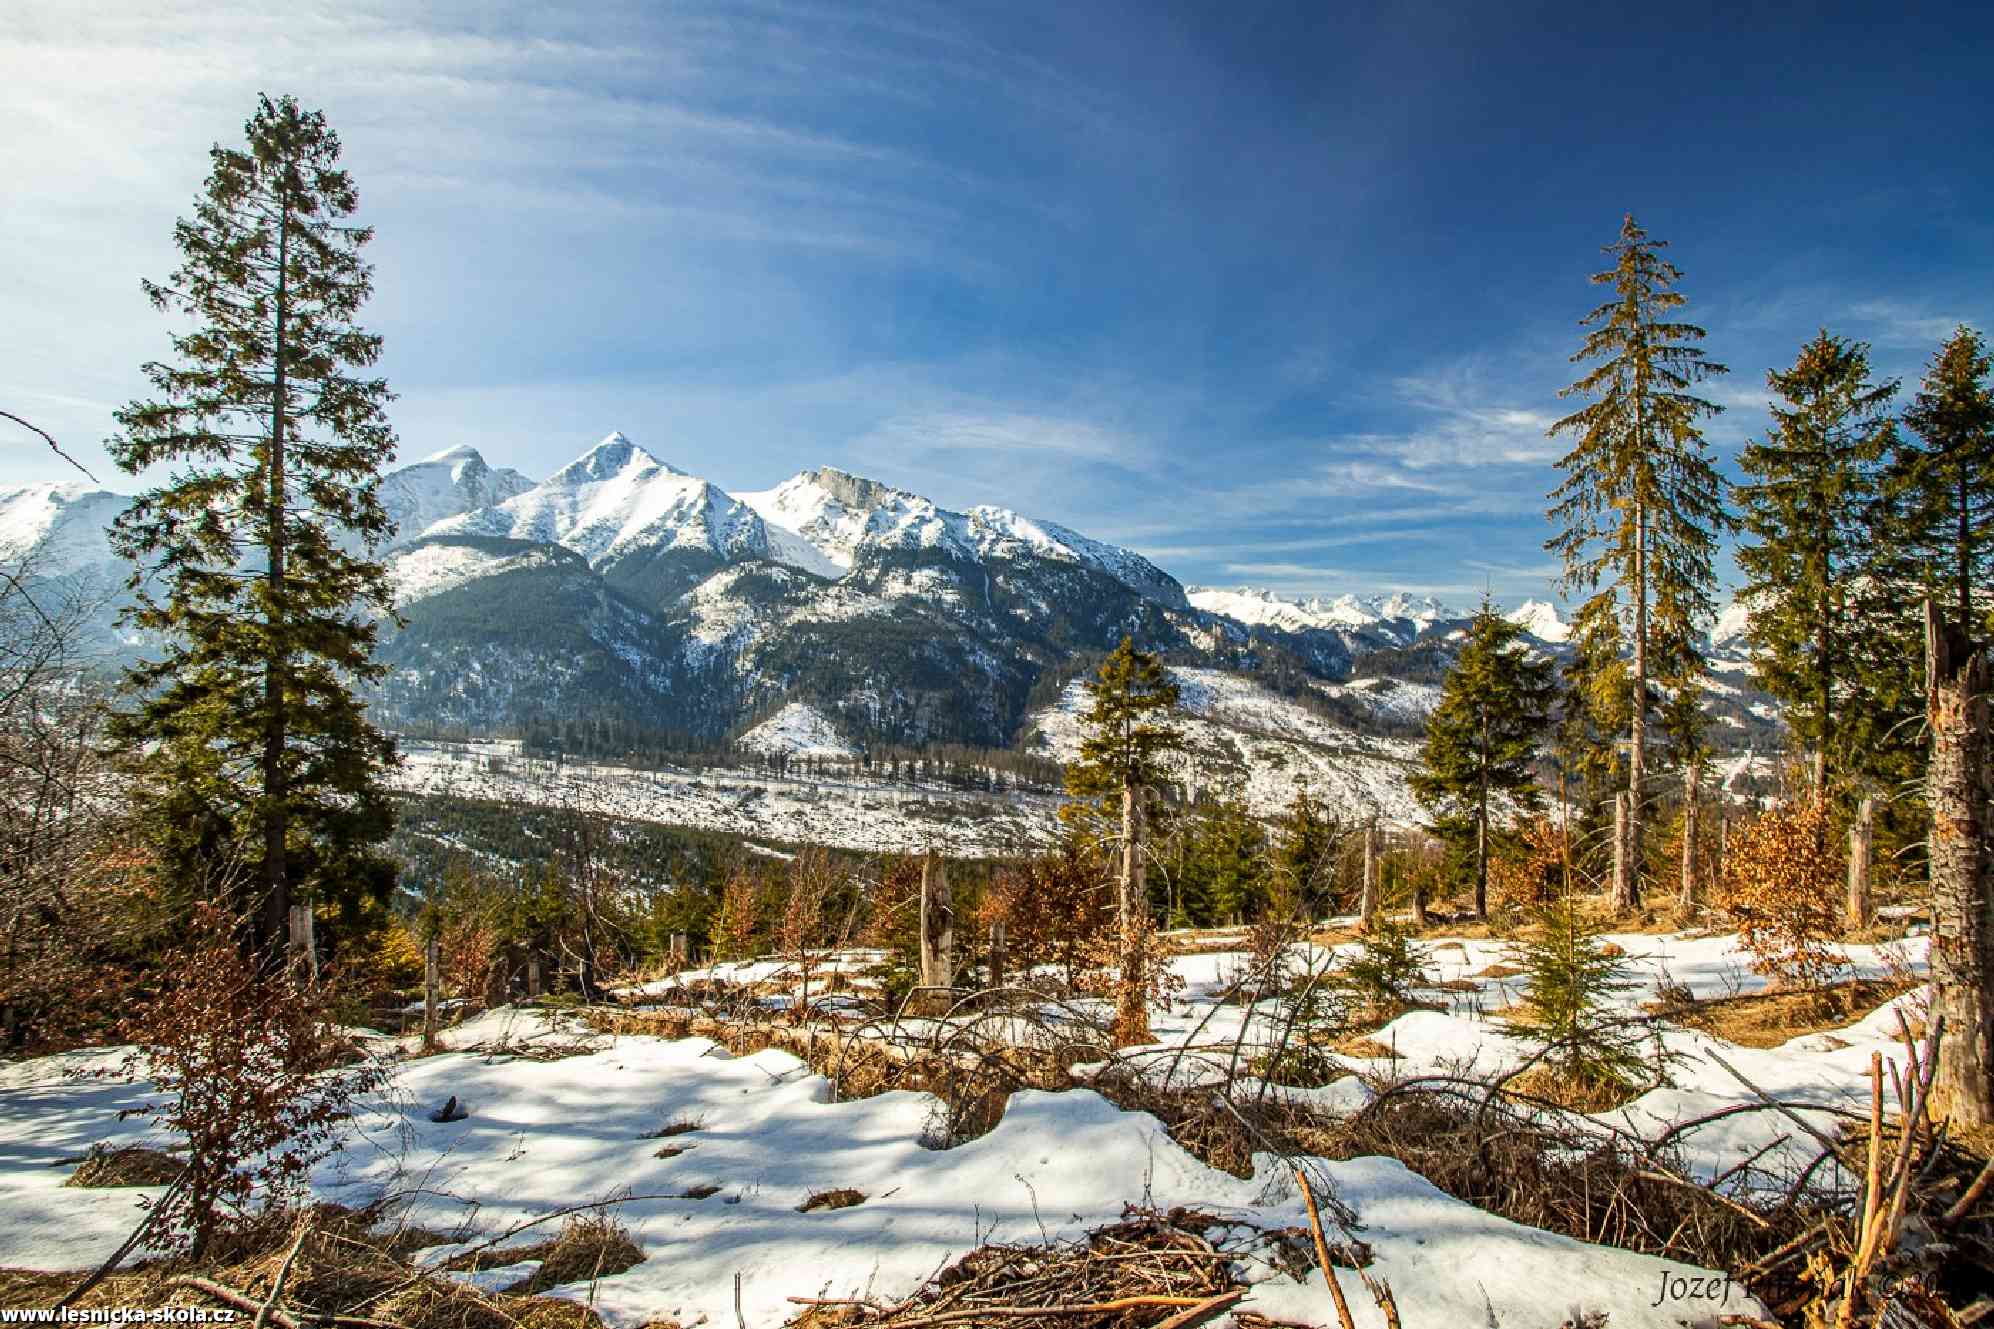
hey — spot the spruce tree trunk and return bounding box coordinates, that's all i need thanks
[1360,821,1380,932]
[261,198,292,964]
[1611,791,1631,910]
[1625,499,1647,911]
[1925,601,1993,1126]
[1475,714,1490,919]
[1846,796,1874,932]
[1115,779,1151,1045]
[1678,762,1699,916]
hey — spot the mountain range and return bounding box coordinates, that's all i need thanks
[0,432,1774,770]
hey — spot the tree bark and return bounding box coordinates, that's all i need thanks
[1475,712,1491,920]
[1626,495,1647,910]
[1611,791,1632,911]
[988,918,1006,992]
[1846,796,1875,932]
[1925,600,1993,1126]
[1678,762,1699,916]
[422,934,440,1049]
[918,853,953,991]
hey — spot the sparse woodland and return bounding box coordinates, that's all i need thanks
[3,97,1993,1329]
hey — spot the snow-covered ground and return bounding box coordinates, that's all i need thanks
[389,739,1063,854]
[2,923,1937,1326]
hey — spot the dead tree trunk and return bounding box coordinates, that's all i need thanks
[919,853,953,991]
[1925,601,1993,1126]
[526,951,543,1000]
[988,918,1006,991]
[1409,835,1428,929]
[423,934,441,1049]
[1611,791,1634,912]
[1360,820,1380,932]
[1847,796,1875,933]
[287,904,317,981]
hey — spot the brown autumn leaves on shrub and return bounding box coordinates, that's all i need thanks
[1718,797,1847,990]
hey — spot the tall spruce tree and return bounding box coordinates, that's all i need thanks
[1060,636,1182,1043]
[108,95,400,961]
[1894,327,1994,639]
[1409,599,1557,918]
[1735,332,1898,794]
[1546,215,1729,910]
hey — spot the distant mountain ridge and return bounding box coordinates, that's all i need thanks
[0,432,1779,774]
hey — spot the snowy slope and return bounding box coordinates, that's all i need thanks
[0,483,127,574]
[430,433,769,568]
[740,467,1185,605]
[387,539,576,605]
[1029,666,1426,824]
[738,702,858,759]
[379,445,534,549]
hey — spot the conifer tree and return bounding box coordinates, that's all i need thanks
[107,95,400,961]
[1409,599,1557,918]
[1061,636,1182,1043]
[1273,777,1338,919]
[1546,215,1729,910]
[1894,326,1994,639]
[1735,332,1898,793]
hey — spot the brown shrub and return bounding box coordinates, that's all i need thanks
[1718,798,1847,989]
[122,902,389,1259]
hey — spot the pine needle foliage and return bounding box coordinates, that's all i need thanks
[1893,325,1994,639]
[1339,916,1431,1015]
[1546,215,1729,908]
[106,95,400,957]
[1409,598,1557,918]
[1735,331,1898,792]
[1504,898,1649,1095]
[1058,636,1183,826]
[1060,637,1183,1045]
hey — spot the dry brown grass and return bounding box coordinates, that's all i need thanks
[63,1145,182,1188]
[797,1188,866,1212]
[0,1204,617,1329]
[482,1217,645,1296]
[1474,963,1524,979]
[1649,976,1919,1049]
[1503,1062,1642,1114]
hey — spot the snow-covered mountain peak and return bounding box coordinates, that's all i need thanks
[545,431,684,488]
[426,433,764,573]
[1506,598,1570,643]
[1187,585,1461,636]
[380,445,536,548]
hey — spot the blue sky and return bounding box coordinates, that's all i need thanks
[4,0,1990,605]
